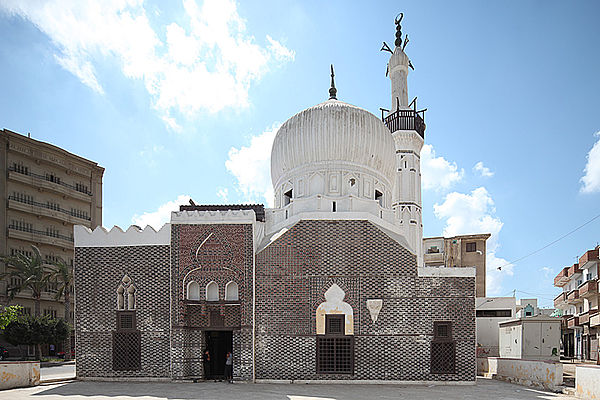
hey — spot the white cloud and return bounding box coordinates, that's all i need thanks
[225,123,279,207]
[580,131,600,193]
[138,144,165,167]
[434,187,512,295]
[421,144,463,191]
[0,0,294,129]
[473,161,494,178]
[132,194,191,229]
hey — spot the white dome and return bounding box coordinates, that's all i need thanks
[270,99,396,188]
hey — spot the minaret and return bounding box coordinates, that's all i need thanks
[386,14,425,267]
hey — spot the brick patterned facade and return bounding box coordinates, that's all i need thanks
[75,218,475,382]
[255,220,475,381]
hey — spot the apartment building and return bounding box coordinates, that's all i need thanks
[0,128,103,324]
[554,246,599,361]
[423,233,491,297]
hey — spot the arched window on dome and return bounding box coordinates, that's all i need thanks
[283,189,293,206]
[206,281,219,301]
[187,281,200,300]
[375,190,383,207]
[225,281,239,301]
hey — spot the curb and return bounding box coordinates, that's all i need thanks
[40,377,76,384]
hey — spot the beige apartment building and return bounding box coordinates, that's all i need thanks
[0,128,103,325]
[423,233,491,297]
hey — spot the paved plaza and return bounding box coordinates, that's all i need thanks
[0,378,578,400]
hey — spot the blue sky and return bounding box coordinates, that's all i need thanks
[1,0,599,302]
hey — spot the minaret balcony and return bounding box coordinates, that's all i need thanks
[383,109,425,138]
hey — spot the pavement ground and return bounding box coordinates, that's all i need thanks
[0,377,578,400]
[40,362,75,382]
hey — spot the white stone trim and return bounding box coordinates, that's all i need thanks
[171,210,256,224]
[74,224,171,247]
[418,266,476,278]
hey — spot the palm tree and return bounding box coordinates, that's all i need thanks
[49,258,74,360]
[0,245,51,317]
[0,245,52,359]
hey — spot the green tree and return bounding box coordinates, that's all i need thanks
[49,258,74,360]
[3,315,70,360]
[0,246,51,316]
[0,305,22,330]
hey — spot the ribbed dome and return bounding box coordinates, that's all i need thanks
[271,99,396,187]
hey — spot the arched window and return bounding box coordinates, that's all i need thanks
[187,281,200,300]
[206,281,219,301]
[225,281,239,301]
[117,275,135,310]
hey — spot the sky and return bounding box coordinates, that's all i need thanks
[1,0,599,304]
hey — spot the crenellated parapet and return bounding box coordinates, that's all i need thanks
[74,224,171,247]
[171,209,256,224]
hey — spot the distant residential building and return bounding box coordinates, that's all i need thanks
[553,246,599,361]
[0,128,104,353]
[424,233,491,297]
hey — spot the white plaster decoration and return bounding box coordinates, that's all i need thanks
[74,224,171,247]
[388,47,411,109]
[171,210,256,225]
[418,266,476,278]
[225,281,239,301]
[329,174,338,192]
[298,179,304,197]
[117,275,136,310]
[315,284,354,335]
[206,281,219,301]
[366,299,383,323]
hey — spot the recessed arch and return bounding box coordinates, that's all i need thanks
[225,281,239,301]
[206,281,219,301]
[187,281,200,300]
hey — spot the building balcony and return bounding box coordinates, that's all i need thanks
[554,267,570,287]
[8,225,73,249]
[591,312,600,327]
[568,263,581,277]
[579,279,598,298]
[579,249,599,269]
[383,108,426,138]
[8,167,92,202]
[578,309,598,326]
[560,315,571,329]
[567,316,579,328]
[8,196,91,226]
[424,251,444,266]
[566,289,582,304]
[554,292,567,308]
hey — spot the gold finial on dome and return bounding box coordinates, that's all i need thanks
[329,64,337,100]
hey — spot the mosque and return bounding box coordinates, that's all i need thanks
[74,16,476,383]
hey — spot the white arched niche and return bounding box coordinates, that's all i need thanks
[316,284,354,335]
[225,281,239,301]
[187,281,200,300]
[206,281,219,301]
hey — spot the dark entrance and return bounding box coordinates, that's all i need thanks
[205,330,233,379]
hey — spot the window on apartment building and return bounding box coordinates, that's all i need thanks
[45,173,61,184]
[317,315,354,374]
[466,242,477,252]
[10,219,33,232]
[43,309,57,318]
[70,208,89,220]
[46,201,60,211]
[10,277,22,288]
[12,162,29,175]
[46,226,60,238]
[431,321,456,374]
[21,307,31,316]
[11,191,34,204]
[11,248,33,258]
[75,182,89,194]
[476,309,512,318]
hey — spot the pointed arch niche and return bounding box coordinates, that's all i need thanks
[225,281,239,301]
[116,275,136,310]
[316,284,354,335]
[206,281,219,301]
[187,281,200,300]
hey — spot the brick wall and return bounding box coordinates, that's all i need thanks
[255,220,475,381]
[75,245,171,378]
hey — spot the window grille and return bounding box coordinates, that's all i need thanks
[117,311,136,331]
[112,331,141,371]
[317,315,353,374]
[466,242,477,252]
[431,321,456,374]
[326,314,344,335]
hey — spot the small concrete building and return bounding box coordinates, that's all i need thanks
[498,316,561,361]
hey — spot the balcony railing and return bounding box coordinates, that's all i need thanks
[567,289,581,303]
[567,316,579,328]
[8,195,91,221]
[8,166,92,196]
[579,249,599,267]
[568,263,581,277]
[554,292,567,308]
[554,267,570,287]
[579,279,598,298]
[383,109,426,138]
[8,224,73,242]
[591,313,600,327]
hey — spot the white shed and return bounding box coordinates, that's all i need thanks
[498,315,561,360]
